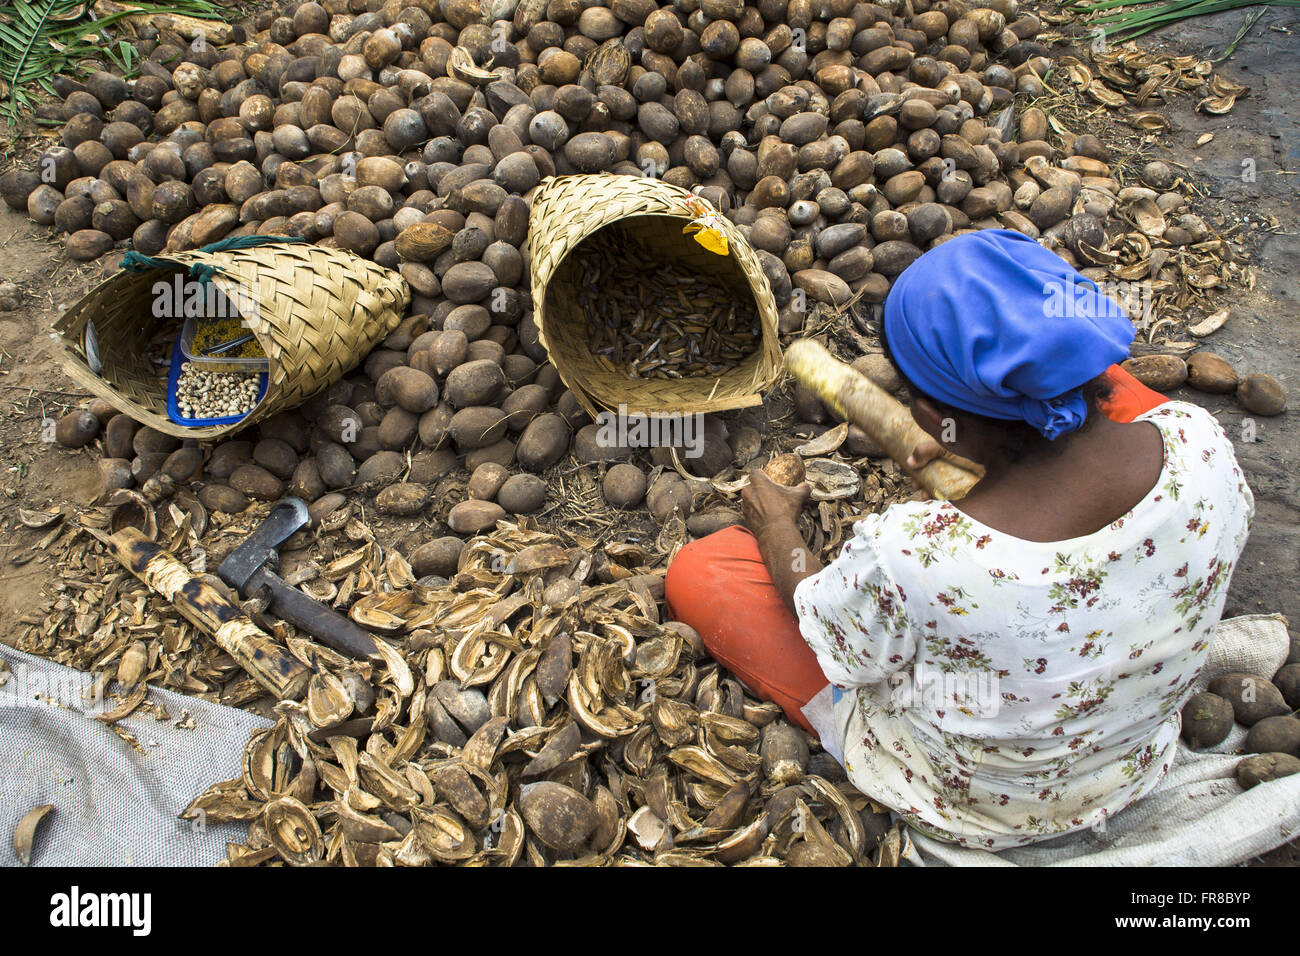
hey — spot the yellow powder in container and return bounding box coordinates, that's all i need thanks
[191,316,267,359]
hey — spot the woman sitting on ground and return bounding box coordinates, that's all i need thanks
[666,230,1254,848]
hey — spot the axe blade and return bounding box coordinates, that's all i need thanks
[217,497,310,592]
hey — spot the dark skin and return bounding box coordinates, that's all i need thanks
[741,471,815,616]
[743,397,1166,615]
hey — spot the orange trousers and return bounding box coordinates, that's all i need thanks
[664,365,1167,732]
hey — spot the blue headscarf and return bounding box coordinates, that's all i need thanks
[882,230,1135,440]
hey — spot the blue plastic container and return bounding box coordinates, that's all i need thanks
[165,335,268,427]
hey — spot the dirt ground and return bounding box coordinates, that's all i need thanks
[1128,8,1300,633]
[0,230,118,629]
[0,5,1295,862]
[1143,5,1300,865]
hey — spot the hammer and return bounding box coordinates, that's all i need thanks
[216,498,378,659]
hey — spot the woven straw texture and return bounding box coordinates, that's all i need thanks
[529,174,781,416]
[53,242,409,439]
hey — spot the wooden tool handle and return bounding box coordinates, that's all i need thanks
[106,528,311,700]
[784,340,982,501]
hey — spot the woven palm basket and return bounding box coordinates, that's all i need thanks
[53,240,409,439]
[529,174,781,416]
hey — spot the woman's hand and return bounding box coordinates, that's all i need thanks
[905,436,945,501]
[902,435,985,501]
[906,435,946,471]
[742,468,811,534]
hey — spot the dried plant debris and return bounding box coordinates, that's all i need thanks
[13,497,299,706]
[574,228,761,381]
[182,520,896,867]
[18,474,907,867]
[13,804,55,866]
[1041,37,1250,114]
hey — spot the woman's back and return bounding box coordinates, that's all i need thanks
[794,401,1255,848]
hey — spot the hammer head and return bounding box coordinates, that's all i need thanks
[217,498,310,594]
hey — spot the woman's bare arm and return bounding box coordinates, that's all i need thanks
[742,469,823,615]
[754,518,823,615]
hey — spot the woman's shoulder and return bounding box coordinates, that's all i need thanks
[1136,400,1232,443]
[861,499,991,556]
[1137,400,1252,492]
[857,500,942,537]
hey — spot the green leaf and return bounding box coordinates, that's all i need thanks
[0,0,76,121]
[0,0,227,123]
[1072,0,1300,39]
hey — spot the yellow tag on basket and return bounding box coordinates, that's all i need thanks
[683,195,729,256]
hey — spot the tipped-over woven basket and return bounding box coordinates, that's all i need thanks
[54,237,410,439]
[529,174,781,416]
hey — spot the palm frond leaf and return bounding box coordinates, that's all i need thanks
[0,0,224,127]
[0,0,67,118]
[1063,0,1300,41]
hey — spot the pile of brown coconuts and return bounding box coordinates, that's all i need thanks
[4,0,1232,552]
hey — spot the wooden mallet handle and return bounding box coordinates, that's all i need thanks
[784,339,981,501]
[105,528,311,700]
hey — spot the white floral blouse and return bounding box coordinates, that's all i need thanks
[793,402,1255,849]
